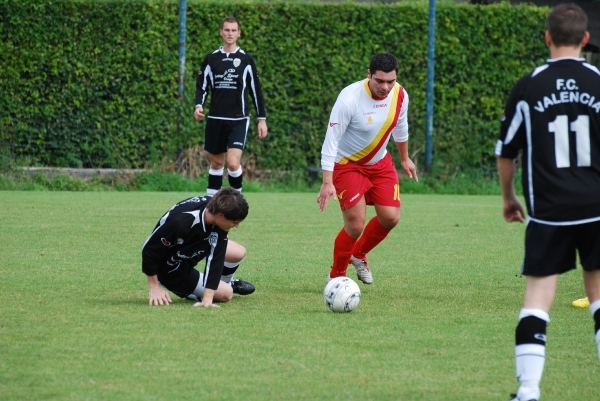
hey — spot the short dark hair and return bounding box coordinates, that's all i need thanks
[369,53,399,74]
[221,16,240,30]
[206,187,249,221]
[547,3,587,47]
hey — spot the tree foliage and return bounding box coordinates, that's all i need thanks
[0,0,549,172]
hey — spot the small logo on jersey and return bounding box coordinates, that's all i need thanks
[178,197,201,205]
[161,238,171,246]
[337,190,347,200]
[367,116,373,124]
[233,58,241,67]
[329,122,339,127]
[233,141,244,146]
[227,68,236,73]
[374,103,387,108]
[534,333,547,343]
[177,238,184,245]
[208,232,218,247]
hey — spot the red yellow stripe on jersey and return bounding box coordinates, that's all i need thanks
[339,82,404,165]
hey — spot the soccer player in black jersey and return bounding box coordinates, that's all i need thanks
[141,188,255,308]
[495,4,600,400]
[194,16,268,195]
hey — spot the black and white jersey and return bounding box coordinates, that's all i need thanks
[496,58,600,225]
[141,196,228,291]
[195,46,267,120]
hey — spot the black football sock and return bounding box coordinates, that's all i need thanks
[227,166,243,192]
[207,167,224,195]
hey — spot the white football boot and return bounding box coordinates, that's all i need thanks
[350,256,373,284]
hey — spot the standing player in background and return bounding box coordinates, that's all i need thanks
[142,187,255,308]
[495,4,600,400]
[317,52,418,285]
[194,16,268,195]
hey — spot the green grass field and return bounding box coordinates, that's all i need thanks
[0,192,597,400]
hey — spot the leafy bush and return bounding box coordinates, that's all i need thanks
[0,0,548,176]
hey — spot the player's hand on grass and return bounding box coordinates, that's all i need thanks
[149,286,172,306]
[401,158,418,182]
[193,301,220,308]
[503,198,526,223]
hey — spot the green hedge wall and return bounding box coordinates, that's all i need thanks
[0,0,549,172]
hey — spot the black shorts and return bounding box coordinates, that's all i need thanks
[522,219,600,276]
[204,118,249,154]
[158,267,201,299]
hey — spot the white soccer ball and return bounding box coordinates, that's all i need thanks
[324,277,361,313]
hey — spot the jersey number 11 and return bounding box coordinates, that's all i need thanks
[548,115,591,168]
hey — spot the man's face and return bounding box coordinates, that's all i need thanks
[367,70,397,99]
[214,213,242,232]
[220,22,240,46]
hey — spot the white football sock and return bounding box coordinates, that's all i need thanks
[591,300,600,361]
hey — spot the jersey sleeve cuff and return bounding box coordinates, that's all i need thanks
[321,160,335,171]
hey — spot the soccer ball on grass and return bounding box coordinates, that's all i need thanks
[324,277,361,313]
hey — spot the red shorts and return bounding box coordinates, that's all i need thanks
[333,152,400,211]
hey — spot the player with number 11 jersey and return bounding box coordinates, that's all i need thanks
[495,58,600,224]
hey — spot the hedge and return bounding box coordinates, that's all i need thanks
[0,0,549,173]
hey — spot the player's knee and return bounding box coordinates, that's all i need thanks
[345,224,364,239]
[226,242,246,263]
[238,246,247,260]
[377,215,399,229]
[388,215,401,228]
[230,247,246,263]
[227,162,241,172]
[210,161,225,170]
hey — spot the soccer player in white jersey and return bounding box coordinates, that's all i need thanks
[317,52,418,285]
[495,4,600,400]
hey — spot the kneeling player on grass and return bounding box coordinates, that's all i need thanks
[141,187,255,308]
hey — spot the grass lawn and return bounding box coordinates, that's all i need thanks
[0,192,597,400]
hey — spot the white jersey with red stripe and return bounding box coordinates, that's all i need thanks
[321,78,409,172]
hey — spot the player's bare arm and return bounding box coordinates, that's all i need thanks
[147,275,172,306]
[257,119,268,139]
[396,141,418,182]
[317,170,336,212]
[497,157,525,223]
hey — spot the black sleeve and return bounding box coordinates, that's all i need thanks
[247,56,267,119]
[201,235,228,291]
[195,55,211,108]
[496,75,530,159]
